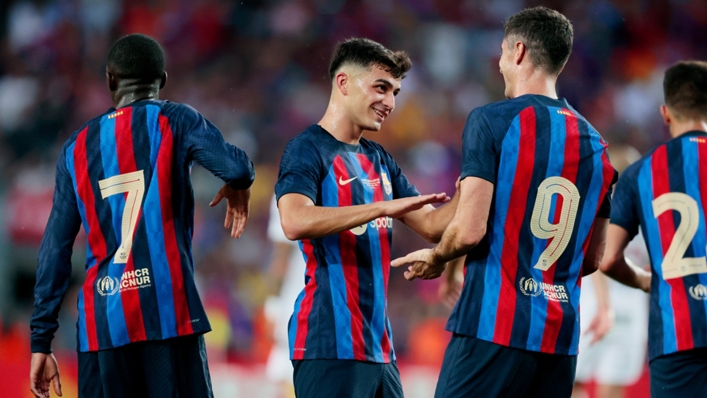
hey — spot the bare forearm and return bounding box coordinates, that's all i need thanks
[432,221,481,264]
[591,271,611,311]
[284,202,386,240]
[422,193,460,242]
[601,256,649,290]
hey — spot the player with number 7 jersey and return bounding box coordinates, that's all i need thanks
[30,34,254,398]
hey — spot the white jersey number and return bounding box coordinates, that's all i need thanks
[530,176,581,271]
[98,170,145,264]
[652,192,707,279]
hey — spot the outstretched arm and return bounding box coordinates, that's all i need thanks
[392,177,493,280]
[399,178,461,243]
[599,224,651,292]
[278,192,450,241]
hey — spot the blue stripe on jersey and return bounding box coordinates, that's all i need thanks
[142,106,178,339]
[66,142,90,352]
[681,141,707,318]
[321,168,354,359]
[98,115,130,347]
[526,107,567,350]
[637,159,677,354]
[477,114,522,341]
[567,128,605,352]
[348,152,385,362]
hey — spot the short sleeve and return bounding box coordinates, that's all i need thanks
[461,108,498,184]
[378,145,419,199]
[610,168,640,238]
[275,138,322,204]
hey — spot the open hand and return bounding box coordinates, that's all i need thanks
[386,193,450,219]
[210,184,251,238]
[584,307,614,345]
[391,248,446,280]
[438,278,463,309]
[30,353,62,398]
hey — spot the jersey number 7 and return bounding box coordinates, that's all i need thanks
[652,192,707,279]
[98,170,146,264]
[530,176,581,271]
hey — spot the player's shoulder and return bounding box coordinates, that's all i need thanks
[281,125,324,159]
[466,95,539,129]
[620,149,654,182]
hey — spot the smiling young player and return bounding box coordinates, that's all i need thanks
[275,38,459,398]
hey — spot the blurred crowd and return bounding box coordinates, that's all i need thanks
[1,0,706,391]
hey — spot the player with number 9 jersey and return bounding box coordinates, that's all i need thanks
[447,93,616,355]
[388,7,618,397]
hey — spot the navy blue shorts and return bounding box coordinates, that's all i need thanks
[292,359,403,398]
[650,347,707,398]
[78,334,213,398]
[435,334,576,398]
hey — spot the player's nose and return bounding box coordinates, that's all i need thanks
[382,92,395,111]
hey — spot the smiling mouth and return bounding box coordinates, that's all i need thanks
[373,109,386,120]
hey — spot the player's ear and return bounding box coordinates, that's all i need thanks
[106,71,117,92]
[514,41,525,66]
[160,71,168,89]
[335,72,349,96]
[660,105,671,126]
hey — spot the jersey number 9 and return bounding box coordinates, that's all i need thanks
[530,176,581,271]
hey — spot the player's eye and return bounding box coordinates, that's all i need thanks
[376,85,386,93]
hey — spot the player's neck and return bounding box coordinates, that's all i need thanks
[510,71,558,99]
[669,119,707,138]
[318,107,364,146]
[112,83,161,109]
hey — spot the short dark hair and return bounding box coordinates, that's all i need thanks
[664,61,707,120]
[328,38,412,80]
[107,34,165,81]
[504,7,573,75]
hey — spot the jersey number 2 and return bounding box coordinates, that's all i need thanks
[530,176,581,271]
[98,170,145,264]
[652,192,707,279]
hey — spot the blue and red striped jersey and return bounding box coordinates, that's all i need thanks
[31,99,255,353]
[447,95,616,355]
[611,131,707,360]
[275,125,419,363]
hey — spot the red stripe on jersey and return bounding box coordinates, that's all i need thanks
[493,107,537,345]
[356,154,392,362]
[333,156,366,361]
[652,146,694,351]
[292,240,319,360]
[74,127,103,351]
[114,107,147,342]
[540,111,580,353]
[157,115,193,335]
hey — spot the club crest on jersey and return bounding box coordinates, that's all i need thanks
[381,171,392,195]
[689,284,707,300]
[96,276,120,296]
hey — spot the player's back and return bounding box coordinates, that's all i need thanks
[448,94,615,355]
[612,131,707,360]
[55,99,253,352]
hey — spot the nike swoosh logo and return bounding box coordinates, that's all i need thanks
[339,176,358,185]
